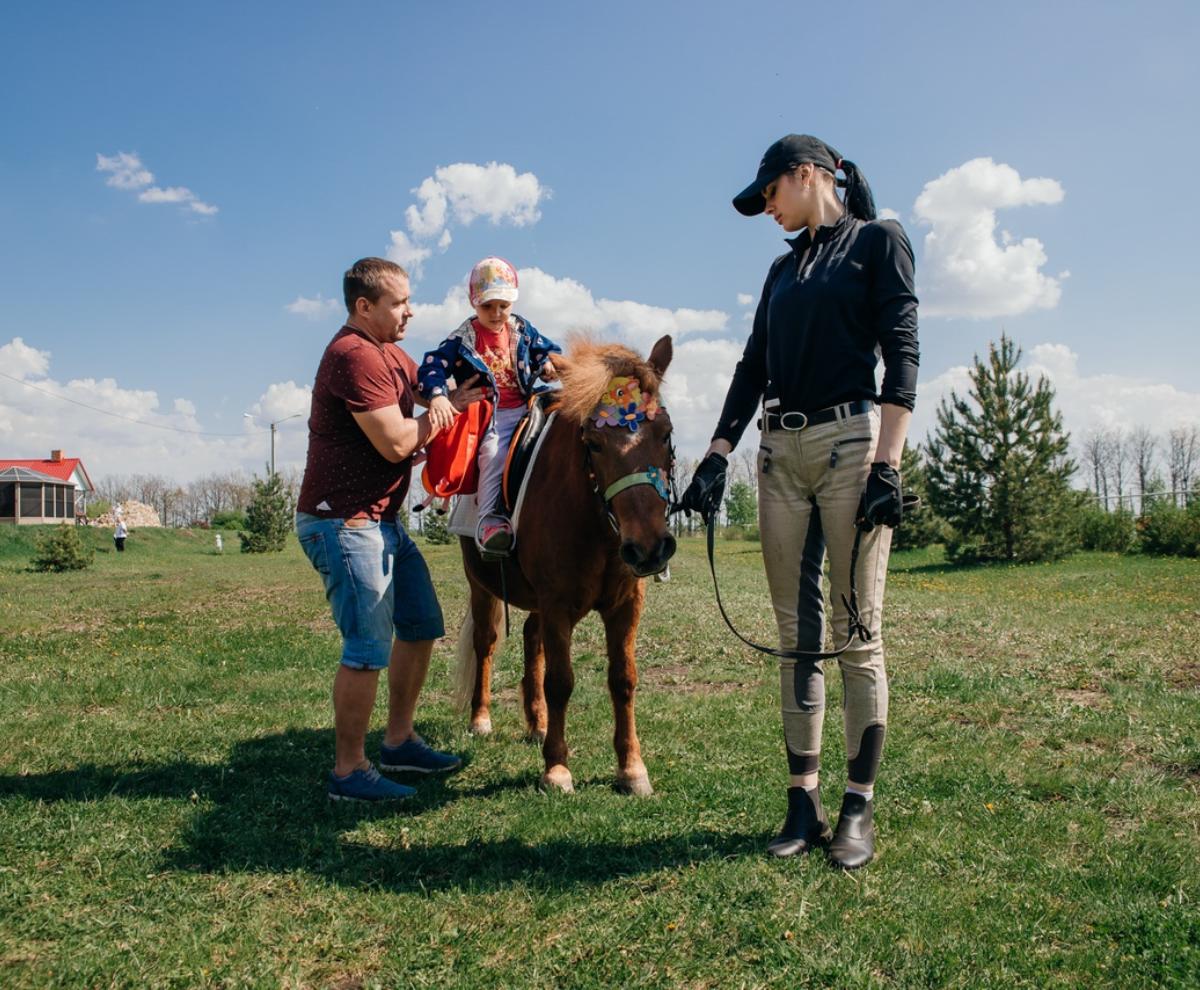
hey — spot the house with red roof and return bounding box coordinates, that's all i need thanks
[0,450,95,524]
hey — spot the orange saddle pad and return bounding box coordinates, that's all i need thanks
[421,399,493,499]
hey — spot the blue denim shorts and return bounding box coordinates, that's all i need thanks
[295,513,445,670]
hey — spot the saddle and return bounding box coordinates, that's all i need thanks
[502,393,557,513]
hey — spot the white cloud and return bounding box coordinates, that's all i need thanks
[96,152,153,190]
[877,207,901,221]
[409,162,545,234]
[386,230,433,276]
[736,293,754,307]
[246,381,311,424]
[285,294,342,319]
[911,342,1200,449]
[0,337,51,378]
[913,157,1064,319]
[0,337,312,480]
[98,150,218,217]
[387,162,548,279]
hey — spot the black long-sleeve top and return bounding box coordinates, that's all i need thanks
[713,212,919,448]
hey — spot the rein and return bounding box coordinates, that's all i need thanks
[685,490,920,662]
[701,511,871,660]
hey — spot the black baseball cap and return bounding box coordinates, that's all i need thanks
[732,134,841,216]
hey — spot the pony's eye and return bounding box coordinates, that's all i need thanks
[585,439,603,453]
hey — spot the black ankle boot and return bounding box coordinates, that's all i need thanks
[766,786,832,858]
[828,791,875,869]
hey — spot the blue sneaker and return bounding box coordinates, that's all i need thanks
[328,763,416,802]
[379,737,462,774]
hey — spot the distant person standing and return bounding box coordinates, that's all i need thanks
[113,519,128,552]
[214,533,223,553]
[295,257,485,803]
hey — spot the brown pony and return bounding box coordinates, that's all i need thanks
[453,335,677,795]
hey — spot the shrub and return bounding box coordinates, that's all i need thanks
[210,509,247,531]
[85,500,111,520]
[422,510,453,545]
[239,474,293,554]
[1077,505,1138,554]
[32,524,94,572]
[1138,501,1200,557]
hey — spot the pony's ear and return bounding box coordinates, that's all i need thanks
[648,335,673,377]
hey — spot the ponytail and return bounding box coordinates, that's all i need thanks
[836,158,877,222]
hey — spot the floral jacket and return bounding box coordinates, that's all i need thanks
[416,315,561,405]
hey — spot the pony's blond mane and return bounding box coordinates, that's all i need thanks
[554,334,662,425]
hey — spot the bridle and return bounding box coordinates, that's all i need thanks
[581,422,676,535]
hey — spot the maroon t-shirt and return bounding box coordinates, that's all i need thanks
[297,325,419,520]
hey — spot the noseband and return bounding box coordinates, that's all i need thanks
[581,425,676,534]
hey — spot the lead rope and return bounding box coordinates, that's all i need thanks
[703,512,870,660]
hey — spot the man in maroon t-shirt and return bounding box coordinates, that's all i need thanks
[296,257,483,802]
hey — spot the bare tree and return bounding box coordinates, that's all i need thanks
[1080,429,1109,506]
[1129,426,1157,511]
[1106,428,1127,508]
[1168,425,1199,506]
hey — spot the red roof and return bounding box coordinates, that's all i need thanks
[0,457,94,491]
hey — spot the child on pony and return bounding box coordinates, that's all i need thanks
[418,256,560,555]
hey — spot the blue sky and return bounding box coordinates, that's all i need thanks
[1,0,1197,480]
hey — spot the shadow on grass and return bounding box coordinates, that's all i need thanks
[0,727,761,893]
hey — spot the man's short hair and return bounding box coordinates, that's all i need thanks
[343,258,409,313]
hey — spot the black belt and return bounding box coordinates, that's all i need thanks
[758,399,874,432]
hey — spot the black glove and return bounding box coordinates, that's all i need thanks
[680,452,728,520]
[856,462,903,531]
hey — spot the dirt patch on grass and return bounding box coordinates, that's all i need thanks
[641,665,750,696]
[1054,688,1109,709]
[1167,661,1200,689]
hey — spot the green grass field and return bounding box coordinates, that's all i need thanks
[1,524,1197,989]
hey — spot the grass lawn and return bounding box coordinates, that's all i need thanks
[1,524,1197,989]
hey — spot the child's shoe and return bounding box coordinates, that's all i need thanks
[476,518,514,557]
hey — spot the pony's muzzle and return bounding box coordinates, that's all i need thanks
[621,534,677,577]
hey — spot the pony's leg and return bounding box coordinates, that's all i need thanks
[521,611,548,743]
[539,612,575,792]
[469,588,503,736]
[603,587,652,796]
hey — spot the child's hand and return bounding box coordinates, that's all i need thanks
[429,395,455,431]
[540,359,558,382]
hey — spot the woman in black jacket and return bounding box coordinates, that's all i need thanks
[682,134,919,869]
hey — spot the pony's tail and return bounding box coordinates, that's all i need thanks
[453,610,480,713]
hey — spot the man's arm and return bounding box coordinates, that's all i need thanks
[352,375,486,463]
[352,406,433,464]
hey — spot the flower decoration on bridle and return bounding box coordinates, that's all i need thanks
[592,376,662,432]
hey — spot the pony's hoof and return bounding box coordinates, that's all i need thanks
[525,728,547,745]
[468,716,492,736]
[616,773,654,797]
[541,765,574,793]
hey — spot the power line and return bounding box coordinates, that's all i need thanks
[0,371,273,437]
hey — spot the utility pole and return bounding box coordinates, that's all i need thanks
[247,412,302,477]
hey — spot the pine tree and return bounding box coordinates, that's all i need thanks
[891,442,947,551]
[926,335,1078,564]
[422,507,454,545]
[32,524,94,571]
[239,472,293,553]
